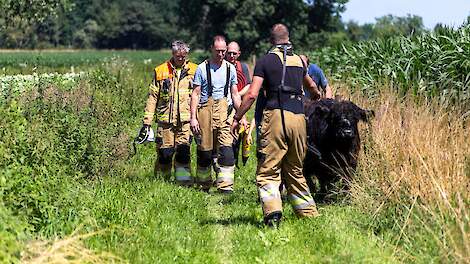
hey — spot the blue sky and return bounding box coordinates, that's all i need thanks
[341,0,470,29]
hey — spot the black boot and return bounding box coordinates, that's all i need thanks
[264,211,282,228]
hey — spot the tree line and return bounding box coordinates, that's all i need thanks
[1,0,452,56]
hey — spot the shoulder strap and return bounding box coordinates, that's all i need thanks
[279,46,288,142]
[205,61,213,97]
[224,62,230,97]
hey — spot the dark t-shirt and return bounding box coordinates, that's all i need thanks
[253,52,306,114]
[253,53,306,93]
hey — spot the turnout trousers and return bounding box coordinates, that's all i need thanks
[196,97,235,192]
[257,109,318,217]
[155,122,193,186]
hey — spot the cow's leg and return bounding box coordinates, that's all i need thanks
[316,177,328,202]
[305,174,317,195]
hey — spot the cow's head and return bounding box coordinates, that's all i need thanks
[308,99,374,144]
[327,101,374,141]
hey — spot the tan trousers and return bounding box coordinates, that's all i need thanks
[196,98,235,192]
[155,122,192,186]
[257,109,318,217]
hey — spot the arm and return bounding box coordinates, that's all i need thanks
[190,85,201,134]
[143,76,159,125]
[324,84,333,99]
[233,76,263,121]
[303,75,321,100]
[230,84,242,110]
[231,76,263,136]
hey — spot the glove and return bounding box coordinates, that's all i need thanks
[136,124,152,144]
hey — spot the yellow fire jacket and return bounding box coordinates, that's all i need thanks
[143,59,197,125]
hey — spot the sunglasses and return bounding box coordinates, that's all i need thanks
[227,51,238,55]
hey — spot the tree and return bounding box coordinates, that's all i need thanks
[373,14,424,39]
[0,0,72,27]
[180,0,349,55]
[0,0,72,47]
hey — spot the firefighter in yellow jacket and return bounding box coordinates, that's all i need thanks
[231,24,321,227]
[137,40,197,186]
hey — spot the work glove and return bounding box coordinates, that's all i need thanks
[136,124,154,144]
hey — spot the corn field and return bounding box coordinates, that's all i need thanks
[311,24,470,106]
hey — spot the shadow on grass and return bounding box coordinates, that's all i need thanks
[200,215,262,227]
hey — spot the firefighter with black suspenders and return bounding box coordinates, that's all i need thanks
[190,35,247,194]
[231,24,321,227]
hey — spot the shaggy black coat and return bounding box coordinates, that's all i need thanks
[303,98,373,200]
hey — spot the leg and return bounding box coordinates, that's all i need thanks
[282,112,318,217]
[256,110,287,226]
[155,123,175,180]
[174,123,193,186]
[214,99,236,193]
[196,100,213,191]
[216,145,235,193]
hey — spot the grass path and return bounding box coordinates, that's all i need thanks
[75,147,401,263]
[208,194,234,264]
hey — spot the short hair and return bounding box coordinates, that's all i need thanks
[270,23,289,44]
[171,40,190,53]
[212,35,227,46]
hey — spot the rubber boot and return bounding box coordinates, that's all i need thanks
[264,211,282,229]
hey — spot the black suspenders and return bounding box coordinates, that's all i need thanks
[205,61,230,97]
[279,46,289,142]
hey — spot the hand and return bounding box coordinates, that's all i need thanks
[246,132,253,145]
[239,116,248,131]
[231,119,240,138]
[190,118,200,135]
[136,124,150,144]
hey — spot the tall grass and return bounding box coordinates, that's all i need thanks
[311,24,470,106]
[0,56,146,262]
[348,89,469,263]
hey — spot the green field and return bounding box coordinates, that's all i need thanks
[1,45,468,263]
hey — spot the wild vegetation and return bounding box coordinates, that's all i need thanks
[1,23,469,264]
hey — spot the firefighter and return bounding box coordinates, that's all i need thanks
[137,40,197,186]
[190,35,246,194]
[231,24,321,227]
[225,41,255,167]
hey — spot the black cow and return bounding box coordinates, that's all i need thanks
[303,98,374,201]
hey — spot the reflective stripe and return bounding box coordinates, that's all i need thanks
[259,183,281,202]
[178,90,192,95]
[144,111,154,117]
[175,166,192,182]
[179,113,190,119]
[158,114,169,119]
[149,84,158,93]
[197,166,212,182]
[289,192,315,210]
[216,165,234,184]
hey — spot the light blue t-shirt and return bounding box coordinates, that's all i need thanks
[193,60,237,104]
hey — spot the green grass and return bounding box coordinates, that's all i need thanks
[50,144,399,263]
[0,49,208,74]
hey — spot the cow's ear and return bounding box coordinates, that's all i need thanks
[359,109,375,122]
[314,105,330,118]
